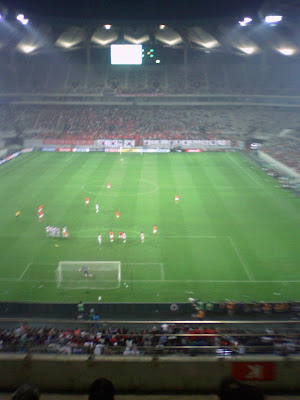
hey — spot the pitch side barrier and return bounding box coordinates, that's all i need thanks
[0,301,299,320]
[0,148,33,166]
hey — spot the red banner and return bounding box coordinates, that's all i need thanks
[232,362,275,381]
[56,148,73,152]
[185,149,203,153]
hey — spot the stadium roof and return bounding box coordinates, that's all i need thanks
[2,15,300,57]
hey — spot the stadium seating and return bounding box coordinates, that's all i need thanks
[0,321,299,356]
[3,57,300,95]
[1,105,300,140]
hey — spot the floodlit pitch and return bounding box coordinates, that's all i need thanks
[0,151,299,303]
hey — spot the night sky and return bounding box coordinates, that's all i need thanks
[7,0,265,20]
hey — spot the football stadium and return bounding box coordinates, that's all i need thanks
[0,0,300,396]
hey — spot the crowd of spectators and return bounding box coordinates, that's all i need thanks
[3,59,300,96]
[1,106,300,142]
[0,104,300,175]
[0,321,299,357]
[0,105,237,140]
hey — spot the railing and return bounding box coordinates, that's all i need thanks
[1,319,300,357]
[1,342,300,357]
[3,93,300,106]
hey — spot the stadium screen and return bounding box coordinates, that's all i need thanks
[110,44,142,65]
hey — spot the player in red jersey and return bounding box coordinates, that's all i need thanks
[107,183,111,190]
[85,197,90,206]
[175,195,179,203]
[38,209,44,222]
[38,205,43,212]
[153,225,157,235]
[116,211,120,221]
[118,232,123,239]
[109,230,114,242]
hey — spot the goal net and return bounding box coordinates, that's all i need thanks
[56,261,121,290]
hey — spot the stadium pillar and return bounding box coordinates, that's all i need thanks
[86,44,90,69]
[184,47,188,88]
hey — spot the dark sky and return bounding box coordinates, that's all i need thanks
[7,0,265,20]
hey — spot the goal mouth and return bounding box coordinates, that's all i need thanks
[56,261,121,290]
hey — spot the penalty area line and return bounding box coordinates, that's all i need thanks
[228,236,255,282]
[18,262,32,281]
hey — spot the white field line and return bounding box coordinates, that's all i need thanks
[227,153,271,193]
[18,262,32,280]
[123,262,163,265]
[65,153,76,162]
[228,236,255,281]
[0,278,299,284]
[227,153,300,220]
[0,152,36,178]
[0,234,230,238]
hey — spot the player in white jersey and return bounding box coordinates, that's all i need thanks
[122,232,126,243]
[95,204,99,213]
[56,227,60,237]
[98,234,102,245]
[62,227,69,238]
[140,232,144,244]
[120,158,124,164]
[46,226,50,237]
[50,226,55,237]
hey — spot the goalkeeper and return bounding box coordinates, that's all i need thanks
[79,266,93,278]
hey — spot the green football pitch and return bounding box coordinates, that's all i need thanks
[0,150,299,303]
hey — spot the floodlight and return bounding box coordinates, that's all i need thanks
[241,47,255,54]
[278,48,294,56]
[239,17,252,26]
[159,24,165,30]
[21,45,35,53]
[16,14,29,25]
[265,15,282,23]
[104,24,111,30]
[203,41,218,49]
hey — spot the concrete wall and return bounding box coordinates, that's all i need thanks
[0,354,300,393]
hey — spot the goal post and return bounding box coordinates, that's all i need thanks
[56,261,121,290]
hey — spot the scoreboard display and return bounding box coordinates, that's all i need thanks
[110,44,142,65]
